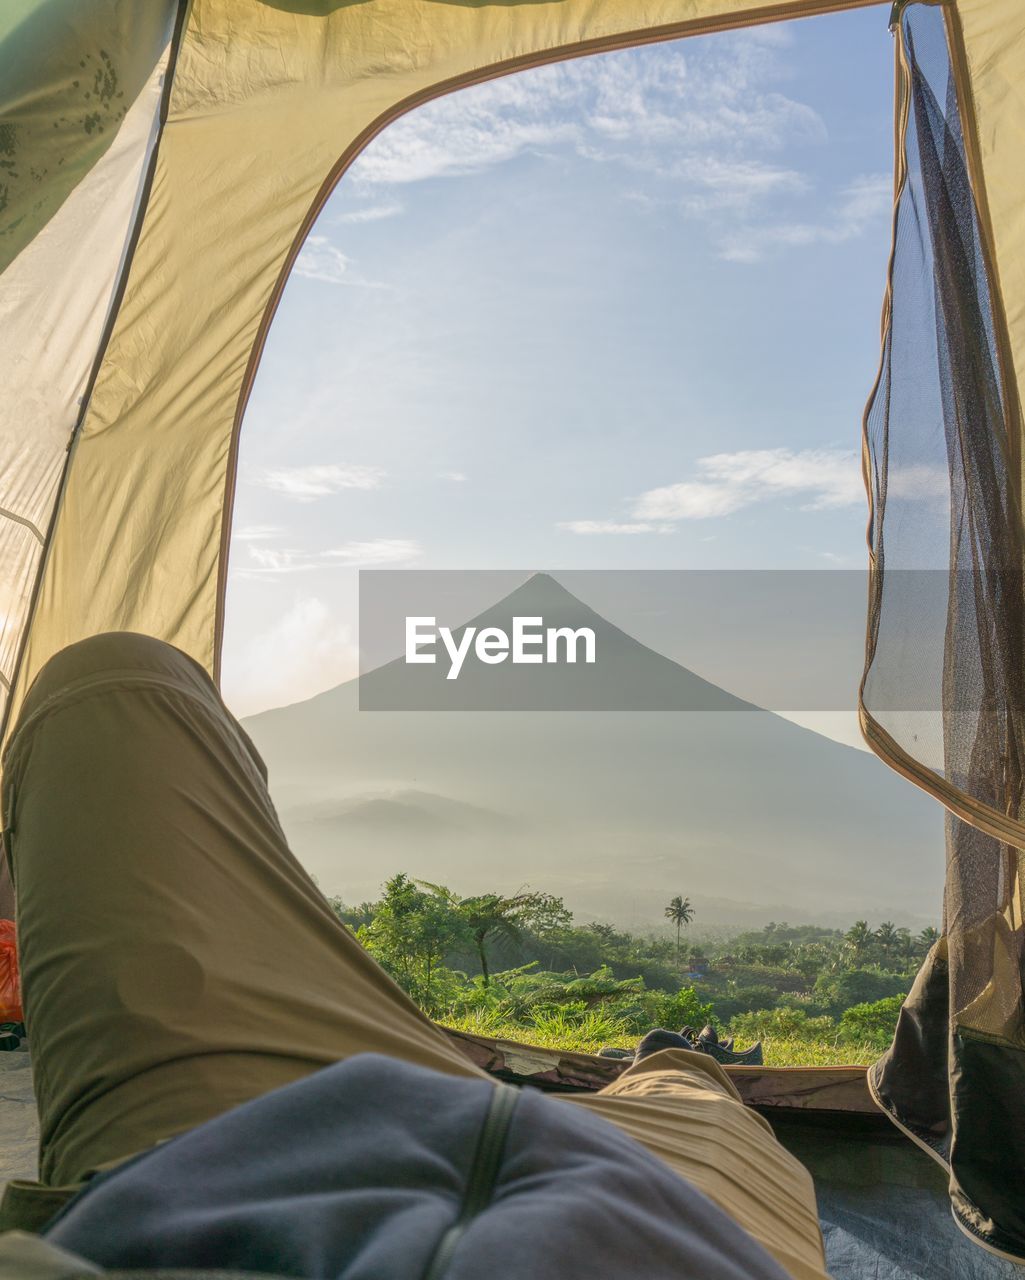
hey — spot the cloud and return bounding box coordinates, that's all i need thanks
[234,536,423,576]
[293,235,351,284]
[332,202,405,224]
[887,463,949,500]
[349,36,822,192]
[439,470,468,483]
[557,520,667,535]
[258,464,385,501]
[221,595,358,717]
[718,173,891,262]
[242,545,317,575]
[677,158,807,214]
[342,36,882,264]
[322,539,423,566]
[633,448,863,522]
[354,113,578,186]
[233,524,284,542]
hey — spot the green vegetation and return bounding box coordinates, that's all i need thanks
[331,876,933,1066]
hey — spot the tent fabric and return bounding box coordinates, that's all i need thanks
[3,0,1025,1265]
[0,1,176,706]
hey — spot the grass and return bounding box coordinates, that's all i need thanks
[442,1012,878,1067]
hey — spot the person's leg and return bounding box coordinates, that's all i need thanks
[2,633,485,1197]
[4,631,826,1272]
[560,1049,829,1280]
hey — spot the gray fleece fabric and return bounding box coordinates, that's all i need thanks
[43,1054,789,1279]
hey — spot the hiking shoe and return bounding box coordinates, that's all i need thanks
[634,1028,695,1064]
[697,1024,734,1052]
[696,1038,764,1066]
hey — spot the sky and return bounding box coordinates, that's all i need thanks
[221,3,897,733]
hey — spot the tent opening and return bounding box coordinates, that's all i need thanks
[222,2,947,1078]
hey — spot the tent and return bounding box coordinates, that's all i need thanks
[2,0,1024,1267]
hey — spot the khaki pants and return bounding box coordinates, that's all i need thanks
[0,634,828,1280]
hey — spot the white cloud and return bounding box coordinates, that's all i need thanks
[242,545,316,575]
[259,464,385,501]
[636,480,747,521]
[234,535,423,576]
[557,520,667,535]
[633,448,863,522]
[233,524,284,542]
[718,172,891,262]
[343,37,882,264]
[677,157,807,214]
[887,463,948,500]
[293,235,351,284]
[349,37,822,194]
[332,202,405,224]
[221,596,358,717]
[322,539,423,566]
[439,470,468,483]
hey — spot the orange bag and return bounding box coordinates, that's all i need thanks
[0,919,22,1024]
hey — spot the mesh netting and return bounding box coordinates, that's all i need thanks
[866,4,1025,1261]
[862,4,1025,1040]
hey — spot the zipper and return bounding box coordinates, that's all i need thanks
[423,1084,519,1280]
[211,0,884,679]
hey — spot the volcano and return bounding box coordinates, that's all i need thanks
[244,574,944,928]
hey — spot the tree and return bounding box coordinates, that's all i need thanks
[664,895,695,958]
[918,925,940,951]
[418,882,570,988]
[875,921,899,966]
[358,873,465,1009]
[838,995,905,1051]
[843,920,872,964]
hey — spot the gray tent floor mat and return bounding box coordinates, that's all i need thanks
[771,1112,1023,1279]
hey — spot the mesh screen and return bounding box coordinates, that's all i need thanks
[862,4,1025,1039]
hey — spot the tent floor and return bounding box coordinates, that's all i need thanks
[0,1047,36,1190]
[770,1110,1022,1279]
[1,1047,1021,1277]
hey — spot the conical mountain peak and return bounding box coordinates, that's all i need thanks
[356,572,756,712]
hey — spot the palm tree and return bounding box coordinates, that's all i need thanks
[458,894,528,988]
[664,895,695,959]
[918,925,940,952]
[876,921,899,963]
[417,881,562,988]
[844,920,871,965]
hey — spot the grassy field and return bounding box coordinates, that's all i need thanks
[442,1012,877,1067]
[336,879,917,1072]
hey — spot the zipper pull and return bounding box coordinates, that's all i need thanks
[888,1,905,33]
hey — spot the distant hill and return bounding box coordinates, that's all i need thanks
[244,574,944,930]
